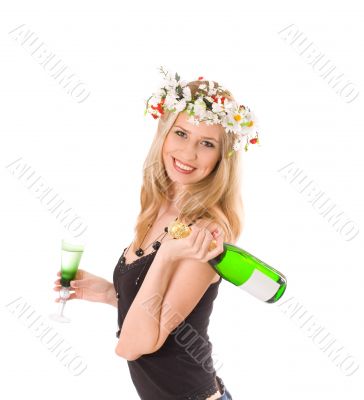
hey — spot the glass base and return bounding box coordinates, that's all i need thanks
[49,313,71,323]
[49,300,71,323]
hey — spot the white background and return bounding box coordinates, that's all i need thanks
[1,0,363,399]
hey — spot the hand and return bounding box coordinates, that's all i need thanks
[53,269,114,304]
[159,219,225,264]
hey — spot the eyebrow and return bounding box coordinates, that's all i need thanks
[174,125,219,143]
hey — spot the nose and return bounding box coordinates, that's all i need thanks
[180,141,198,162]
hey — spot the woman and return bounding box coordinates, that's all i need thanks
[54,68,259,399]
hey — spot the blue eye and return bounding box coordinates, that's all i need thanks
[174,130,215,148]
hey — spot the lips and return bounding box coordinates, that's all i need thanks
[172,157,196,174]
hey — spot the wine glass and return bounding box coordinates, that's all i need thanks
[49,238,85,323]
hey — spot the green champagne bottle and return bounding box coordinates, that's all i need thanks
[208,243,287,303]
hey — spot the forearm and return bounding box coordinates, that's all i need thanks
[115,250,176,359]
[104,282,118,308]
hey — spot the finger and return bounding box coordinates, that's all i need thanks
[196,218,217,236]
[76,269,84,280]
[54,286,76,292]
[187,225,201,250]
[210,226,224,247]
[215,228,224,242]
[208,234,225,258]
[195,227,210,251]
[70,279,88,288]
[212,226,223,239]
[207,222,221,237]
[201,229,214,254]
[188,223,202,240]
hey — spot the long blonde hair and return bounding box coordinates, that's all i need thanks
[130,79,244,252]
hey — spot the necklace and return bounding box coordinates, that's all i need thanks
[119,215,202,286]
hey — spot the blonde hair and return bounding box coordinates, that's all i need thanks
[130,79,244,252]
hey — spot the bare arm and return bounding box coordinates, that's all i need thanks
[115,249,177,360]
[104,282,118,308]
[114,219,224,361]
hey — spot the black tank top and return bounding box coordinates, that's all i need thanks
[113,247,223,400]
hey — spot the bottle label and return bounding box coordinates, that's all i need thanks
[238,269,280,302]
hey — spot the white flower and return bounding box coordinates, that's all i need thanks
[182,86,192,102]
[163,71,178,88]
[248,110,259,132]
[212,102,224,113]
[222,99,236,112]
[207,80,217,96]
[222,122,236,134]
[164,92,178,108]
[220,103,252,134]
[204,110,219,124]
[192,97,207,116]
[179,79,189,88]
[233,137,243,151]
[174,98,187,112]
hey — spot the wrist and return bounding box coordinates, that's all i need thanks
[156,246,178,266]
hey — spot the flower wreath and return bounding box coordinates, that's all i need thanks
[144,66,260,156]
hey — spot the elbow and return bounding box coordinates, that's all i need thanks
[115,328,157,361]
[115,344,143,361]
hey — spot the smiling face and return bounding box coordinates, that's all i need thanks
[162,111,223,196]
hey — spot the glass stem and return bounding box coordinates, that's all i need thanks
[59,299,67,317]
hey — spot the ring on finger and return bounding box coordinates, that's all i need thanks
[208,239,217,251]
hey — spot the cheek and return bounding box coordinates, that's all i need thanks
[162,137,176,164]
[163,134,174,152]
[162,136,171,154]
[201,153,219,168]
[210,159,220,173]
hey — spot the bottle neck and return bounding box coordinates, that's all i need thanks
[208,243,227,267]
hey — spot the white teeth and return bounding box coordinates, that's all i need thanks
[175,159,195,171]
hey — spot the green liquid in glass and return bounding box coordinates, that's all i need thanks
[60,241,84,287]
